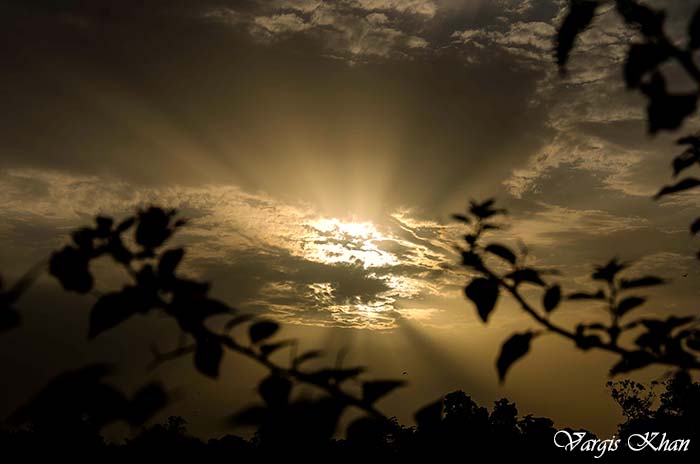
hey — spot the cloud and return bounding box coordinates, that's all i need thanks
[498,0,535,16]
[502,132,649,198]
[451,21,556,61]
[272,0,324,13]
[204,1,432,60]
[253,13,312,35]
[353,0,438,18]
[507,201,649,247]
[0,168,462,330]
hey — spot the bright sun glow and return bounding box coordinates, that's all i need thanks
[303,218,399,268]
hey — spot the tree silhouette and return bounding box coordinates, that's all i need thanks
[605,372,700,460]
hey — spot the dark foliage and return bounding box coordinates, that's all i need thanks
[454,0,700,384]
[5,378,700,460]
[457,200,700,382]
[556,0,700,254]
[5,206,404,450]
[556,0,700,134]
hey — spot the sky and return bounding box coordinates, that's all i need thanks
[1,0,700,438]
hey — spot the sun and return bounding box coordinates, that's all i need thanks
[302,217,399,268]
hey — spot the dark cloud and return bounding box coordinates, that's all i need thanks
[0,0,551,218]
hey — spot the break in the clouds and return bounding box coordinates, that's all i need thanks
[0,168,461,330]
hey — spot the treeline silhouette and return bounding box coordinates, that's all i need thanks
[2,375,699,460]
[0,392,562,459]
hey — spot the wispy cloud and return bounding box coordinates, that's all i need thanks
[203,0,432,60]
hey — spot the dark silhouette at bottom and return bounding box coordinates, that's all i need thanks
[2,374,699,461]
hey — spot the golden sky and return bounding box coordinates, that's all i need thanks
[1,0,700,438]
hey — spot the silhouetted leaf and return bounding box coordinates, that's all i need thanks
[691,217,700,235]
[677,135,700,148]
[461,250,483,270]
[414,399,443,431]
[197,298,233,320]
[127,383,168,426]
[249,320,279,344]
[362,380,406,404]
[620,276,665,289]
[465,278,499,322]
[616,296,646,317]
[615,0,664,36]
[654,177,700,199]
[224,314,256,332]
[689,6,700,49]
[497,332,534,383]
[71,227,95,250]
[685,331,700,351]
[158,248,184,278]
[642,73,698,134]
[469,199,505,219]
[543,285,561,313]
[592,259,626,282]
[568,290,605,300]
[95,216,113,238]
[506,269,545,287]
[451,213,471,224]
[624,42,669,88]
[258,375,292,409]
[575,333,603,350]
[672,148,700,177]
[610,351,654,376]
[107,237,133,264]
[485,243,516,264]
[555,0,599,69]
[89,291,139,339]
[635,330,664,352]
[194,337,223,378]
[586,323,608,331]
[294,350,324,367]
[135,207,177,250]
[641,316,695,334]
[575,324,604,349]
[49,246,93,294]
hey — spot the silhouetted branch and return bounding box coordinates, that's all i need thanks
[45,207,396,429]
[458,199,700,382]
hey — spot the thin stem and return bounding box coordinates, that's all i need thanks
[149,333,387,421]
[473,243,700,369]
